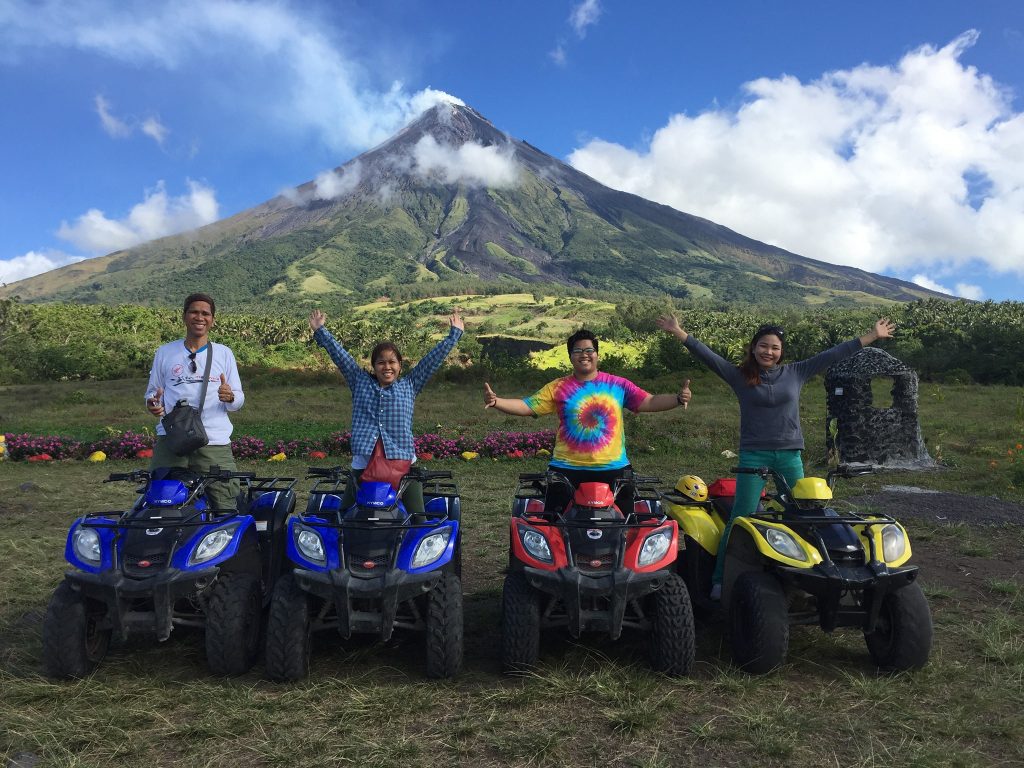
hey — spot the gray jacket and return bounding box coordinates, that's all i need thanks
[684,336,862,451]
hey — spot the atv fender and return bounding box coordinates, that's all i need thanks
[665,502,720,555]
[172,514,259,572]
[853,519,913,567]
[730,517,822,568]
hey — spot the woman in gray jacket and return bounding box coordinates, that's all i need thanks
[657,314,895,599]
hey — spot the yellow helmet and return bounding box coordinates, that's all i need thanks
[792,477,832,502]
[675,474,708,502]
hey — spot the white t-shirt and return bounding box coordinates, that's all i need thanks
[145,340,244,445]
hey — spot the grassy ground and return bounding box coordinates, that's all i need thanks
[1,375,1023,767]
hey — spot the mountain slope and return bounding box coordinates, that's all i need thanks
[2,103,943,307]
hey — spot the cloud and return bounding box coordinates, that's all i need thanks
[411,136,519,187]
[56,180,219,254]
[1,0,463,153]
[568,32,1024,281]
[0,250,83,285]
[911,274,985,300]
[569,0,601,38]
[95,95,131,138]
[549,43,567,67]
[141,116,169,145]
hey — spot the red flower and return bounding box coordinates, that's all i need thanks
[28,453,53,462]
[418,452,434,461]
[308,450,327,459]
[136,448,154,459]
[507,450,525,459]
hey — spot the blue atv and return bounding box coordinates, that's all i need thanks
[264,466,463,680]
[41,466,297,678]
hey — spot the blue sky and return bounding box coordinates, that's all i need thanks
[2,0,1023,301]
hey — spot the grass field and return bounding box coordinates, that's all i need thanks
[1,373,1023,767]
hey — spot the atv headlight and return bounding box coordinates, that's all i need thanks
[520,528,553,563]
[881,524,906,562]
[73,528,101,563]
[296,527,326,564]
[412,528,452,569]
[638,529,672,567]
[764,528,808,562]
[189,526,237,565]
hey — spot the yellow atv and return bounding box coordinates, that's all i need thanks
[663,465,932,673]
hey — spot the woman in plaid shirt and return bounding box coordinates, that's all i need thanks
[310,309,464,515]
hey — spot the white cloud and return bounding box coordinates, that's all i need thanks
[411,136,519,187]
[313,162,363,200]
[955,282,984,300]
[549,43,567,67]
[569,0,601,38]
[911,274,954,295]
[911,274,985,300]
[56,180,220,254]
[1,0,463,153]
[568,32,1024,281]
[94,95,131,138]
[0,250,83,284]
[141,116,169,145]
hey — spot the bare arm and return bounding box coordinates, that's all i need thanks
[483,382,535,416]
[636,379,691,413]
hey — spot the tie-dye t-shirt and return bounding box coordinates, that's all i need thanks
[524,372,650,470]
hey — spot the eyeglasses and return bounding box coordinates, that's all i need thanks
[187,350,197,373]
[571,347,597,356]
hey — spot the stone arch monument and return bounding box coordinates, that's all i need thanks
[825,347,936,469]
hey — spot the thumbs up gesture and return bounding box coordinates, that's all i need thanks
[483,382,498,409]
[678,379,691,410]
[218,373,234,403]
[147,387,165,416]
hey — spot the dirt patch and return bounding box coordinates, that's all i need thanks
[848,487,1024,526]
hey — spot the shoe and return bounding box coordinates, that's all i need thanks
[709,583,722,601]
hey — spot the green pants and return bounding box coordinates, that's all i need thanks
[151,437,241,512]
[342,468,424,516]
[712,449,805,586]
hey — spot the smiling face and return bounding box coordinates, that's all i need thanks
[372,350,402,386]
[183,301,215,344]
[752,334,783,369]
[569,344,599,379]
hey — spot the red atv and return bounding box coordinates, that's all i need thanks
[501,470,694,676]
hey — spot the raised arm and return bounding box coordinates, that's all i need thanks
[859,317,895,347]
[407,311,465,394]
[309,310,362,385]
[656,313,688,342]
[483,382,535,416]
[658,313,742,387]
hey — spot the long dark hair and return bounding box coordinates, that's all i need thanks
[739,325,785,386]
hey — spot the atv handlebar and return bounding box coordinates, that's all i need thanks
[105,469,151,483]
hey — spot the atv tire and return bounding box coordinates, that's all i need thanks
[41,582,111,679]
[205,572,262,676]
[730,571,789,674]
[501,571,541,674]
[647,572,695,676]
[264,574,312,682]
[425,571,463,679]
[865,581,933,671]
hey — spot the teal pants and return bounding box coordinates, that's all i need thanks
[151,437,240,512]
[711,449,804,586]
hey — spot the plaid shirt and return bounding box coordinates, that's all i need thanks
[314,325,462,460]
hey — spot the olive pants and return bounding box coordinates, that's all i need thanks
[151,437,241,512]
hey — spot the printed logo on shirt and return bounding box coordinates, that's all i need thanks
[172,364,185,377]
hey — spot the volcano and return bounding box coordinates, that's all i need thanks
[1,101,941,307]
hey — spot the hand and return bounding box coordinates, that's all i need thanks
[449,310,464,331]
[874,317,895,340]
[483,382,497,409]
[656,313,686,339]
[309,309,325,332]
[218,373,234,403]
[678,379,691,410]
[147,387,165,417]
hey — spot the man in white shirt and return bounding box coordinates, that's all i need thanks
[144,293,245,511]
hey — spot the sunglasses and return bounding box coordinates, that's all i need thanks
[187,350,197,373]
[570,347,597,356]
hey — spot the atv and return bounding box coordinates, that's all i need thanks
[663,464,933,673]
[42,466,297,678]
[501,470,695,676]
[264,465,463,680]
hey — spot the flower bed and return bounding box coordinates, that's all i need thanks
[2,429,556,462]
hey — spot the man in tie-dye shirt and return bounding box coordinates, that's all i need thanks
[484,329,691,512]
